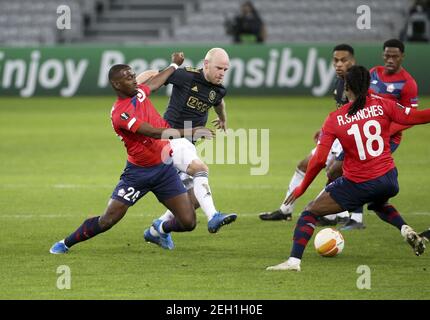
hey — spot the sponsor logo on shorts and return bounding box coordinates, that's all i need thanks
[118,188,126,197]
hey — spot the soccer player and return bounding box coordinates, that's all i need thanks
[259,44,356,224]
[266,65,428,272]
[137,48,237,249]
[49,54,214,254]
[335,39,419,230]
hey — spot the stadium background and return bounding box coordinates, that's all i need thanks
[1,0,430,300]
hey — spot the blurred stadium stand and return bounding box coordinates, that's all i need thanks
[0,0,424,45]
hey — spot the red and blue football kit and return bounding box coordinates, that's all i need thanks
[111,83,171,167]
[110,84,186,206]
[369,66,419,145]
[294,94,430,198]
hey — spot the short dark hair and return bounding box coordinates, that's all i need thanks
[383,39,405,53]
[333,44,354,56]
[108,64,130,82]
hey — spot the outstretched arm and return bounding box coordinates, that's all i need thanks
[284,144,331,205]
[137,52,185,91]
[135,122,214,140]
[390,106,430,126]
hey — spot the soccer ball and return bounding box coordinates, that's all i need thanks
[314,228,344,257]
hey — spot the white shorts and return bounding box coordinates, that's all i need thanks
[311,139,343,166]
[169,138,200,173]
[169,138,200,190]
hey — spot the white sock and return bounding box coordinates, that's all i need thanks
[160,210,174,221]
[337,211,349,219]
[280,168,305,214]
[350,212,363,223]
[325,214,338,221]
[193,171,217,221]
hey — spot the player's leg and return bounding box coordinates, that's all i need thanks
[145,192,196,251]
[50,199,129,254]
[49,161,153,254]
[259,153,309,221]
[318,156,343,225]
[369,200,426,256]
[266,190,343,271]
[144,163,197,250]
[368,168,425,256]
[186,159,237,233]
[267,173,373,271]
[325,146,365,229]
[169,138,237,233]
[157,173,198,222]
[161,193,196,232]
[325,158,366,231]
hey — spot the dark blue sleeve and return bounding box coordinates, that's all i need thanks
[165,69,191,86]
[215,88,227,105]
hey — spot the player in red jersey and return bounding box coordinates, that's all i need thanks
[266,66,428,271]
[49,53,214,254]
[334,39,420,230]
[259,44,356,224]
[369,38,419,147]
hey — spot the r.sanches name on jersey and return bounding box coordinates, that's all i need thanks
[337,105,384,126]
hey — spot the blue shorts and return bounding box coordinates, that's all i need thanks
[325,168,399,212]
[111,161,187,206]
[335,140,400,161]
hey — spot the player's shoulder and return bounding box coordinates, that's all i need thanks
[184,66,201,74]
[327,105,345,121]
[369,93,398,109]
[369,65,383,75]
[172,67,200,81]
[400,67,417,83]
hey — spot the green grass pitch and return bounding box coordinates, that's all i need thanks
[0,95,429,300]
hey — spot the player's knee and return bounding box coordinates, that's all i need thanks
[180,215,196,231]
[187,160,208,176]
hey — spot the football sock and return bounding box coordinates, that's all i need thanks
[290,211,317,259]
[162,218,187,233]
[193,171,217,221]
[160,210,174,221]
[64,216,105,248]
[372,203,406,230]
[350,211,363,223]
[324,213,338,221]
[337,211,349,219]
[280,168,305,214]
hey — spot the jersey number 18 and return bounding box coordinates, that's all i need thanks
[347,120,384,160]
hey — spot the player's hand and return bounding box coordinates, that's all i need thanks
[192,126,215,140]
[313,130,321,144]
[211,118,227,132]
[172,52,185,66]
